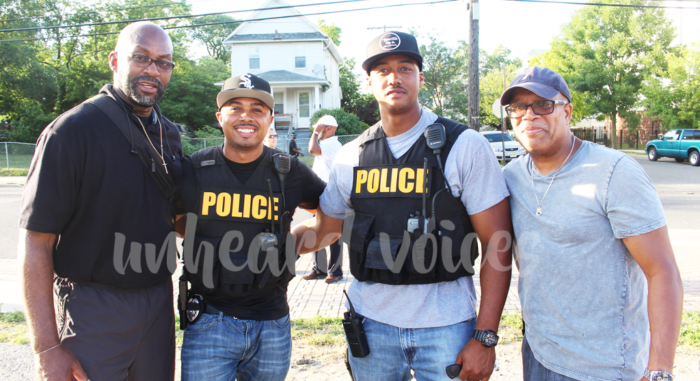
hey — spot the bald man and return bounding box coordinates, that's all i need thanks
[19,22,182,381]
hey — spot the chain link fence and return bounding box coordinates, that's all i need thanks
[1,142,36,175]
[0,134,362,176]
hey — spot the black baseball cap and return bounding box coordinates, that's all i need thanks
[362,31,423,74]
[217,73,274,111]
[500,67,572,105]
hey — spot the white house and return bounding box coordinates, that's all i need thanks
[222,0,344,129]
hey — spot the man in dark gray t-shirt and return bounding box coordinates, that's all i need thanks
[500,67,683,381]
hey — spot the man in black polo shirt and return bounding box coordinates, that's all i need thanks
[176,74,325,380]
[19,22,182,381]
[289,132,304,157]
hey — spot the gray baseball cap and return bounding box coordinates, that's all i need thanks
[500,67,571,105]
[217,73,274,111]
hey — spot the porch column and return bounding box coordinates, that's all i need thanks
[315,85,320,113]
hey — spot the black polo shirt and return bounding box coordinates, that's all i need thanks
[20,84,183,289]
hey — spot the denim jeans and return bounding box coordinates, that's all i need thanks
[347,315,476,381]
[522,336,577,381]
[181,312,292,381]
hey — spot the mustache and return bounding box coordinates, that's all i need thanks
[522,121,548,129]
[130,75,163,90]
[387,85,407,93]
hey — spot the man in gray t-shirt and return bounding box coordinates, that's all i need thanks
[500,67,683,381]
[293,31,513,381]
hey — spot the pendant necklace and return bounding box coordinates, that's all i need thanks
[530,134,576,216]
[135,115,168,174]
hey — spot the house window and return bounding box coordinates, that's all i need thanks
[295,45,306,69]
[274,92,284,114]
[249,46,260,70]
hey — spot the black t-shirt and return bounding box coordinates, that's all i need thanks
[178,145,326,319]
[20,84,183,289]
[289,139,299,156]
[222,148,266,185]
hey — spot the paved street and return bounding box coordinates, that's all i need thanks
[0,154,699,316]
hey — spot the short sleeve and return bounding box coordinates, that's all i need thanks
[319,140,359,219]
[445,130,510,215]
[295,159,326,210]
[605,156,666,238]
[20,125,81,234]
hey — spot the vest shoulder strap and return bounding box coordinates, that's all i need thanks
[357,121,384,148]
[435,117,468,144]
[191,146,224,169]
[85,94,178,202]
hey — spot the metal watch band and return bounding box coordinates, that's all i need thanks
[644,368,674,381]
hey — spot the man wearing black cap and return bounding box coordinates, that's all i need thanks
[293,31,513,381]
[500,67,682,381]
[175,73,326,380]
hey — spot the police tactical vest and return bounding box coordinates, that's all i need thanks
[186,146,295,296]
[347,117,477,285]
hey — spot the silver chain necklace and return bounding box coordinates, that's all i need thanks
[530,134,576,216]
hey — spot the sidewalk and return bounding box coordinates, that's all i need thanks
[0,177,26,185]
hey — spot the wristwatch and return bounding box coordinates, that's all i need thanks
[644,369,674,381]
[472,329,499,348]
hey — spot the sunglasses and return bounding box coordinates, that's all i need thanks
[268,135,278,138]
[505,100,567,118]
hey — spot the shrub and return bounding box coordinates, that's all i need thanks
[310,108,369,136]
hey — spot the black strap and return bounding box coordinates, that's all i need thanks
[86,94,178,202]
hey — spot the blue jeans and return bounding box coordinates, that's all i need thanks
[181,312,292,381]
[522,336,577,381]
[347,315,476,381]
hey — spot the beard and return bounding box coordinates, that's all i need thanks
[118,73,166,107]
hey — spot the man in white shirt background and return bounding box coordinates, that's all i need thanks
[303,115,344,283]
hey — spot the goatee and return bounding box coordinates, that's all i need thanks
[119,74,166,107]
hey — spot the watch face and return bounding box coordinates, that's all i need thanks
[651,371,673,381]
[484,332,498,346]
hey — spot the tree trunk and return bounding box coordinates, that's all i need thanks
[611,112,618,149]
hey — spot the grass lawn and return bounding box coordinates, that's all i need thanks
[5,311,700,350]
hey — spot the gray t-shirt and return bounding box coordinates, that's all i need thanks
[319,110,509,328]
[503,141,666,381]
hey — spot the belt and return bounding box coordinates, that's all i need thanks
[204,304,237,319]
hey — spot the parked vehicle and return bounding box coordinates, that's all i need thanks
[645,129,700,166]
[480,131,527,162]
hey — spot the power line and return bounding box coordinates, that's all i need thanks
[503,0,700,9]
[0,0,459,43]
[0,0,373,33]
[0,2,189,24]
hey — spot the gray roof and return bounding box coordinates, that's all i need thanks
[224,32,326,43]
[257,70,325,83]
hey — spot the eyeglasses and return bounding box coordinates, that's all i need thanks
[127,53,176,73]
[505,100,568,118]
[268,135,278,138]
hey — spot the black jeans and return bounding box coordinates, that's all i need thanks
[311,240,343,277]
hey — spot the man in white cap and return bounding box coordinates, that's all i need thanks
[303,115,344,283]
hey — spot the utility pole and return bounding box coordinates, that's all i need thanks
[367,25,402,33]
[467,0,480,131]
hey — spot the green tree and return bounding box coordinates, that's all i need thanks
[419,36,469,123]
[190,15,240,65]
[310,108,368,135]
[159,57,229,131]
[317,19,340,46]
[339,57,379,126]
[643,43,700,129]
[534,0,674,148]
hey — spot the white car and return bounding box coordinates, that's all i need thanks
[480,131,527,162]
